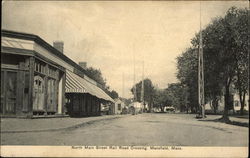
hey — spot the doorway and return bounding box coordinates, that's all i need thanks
[1,71,17,115]
[33,75,45,112]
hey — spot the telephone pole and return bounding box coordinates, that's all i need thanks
[133,43,137,102]
[198,2,205,118]
[122,72,124,98]
[141,60,144,111]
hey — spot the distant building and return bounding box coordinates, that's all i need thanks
[113,98,126,115]
[205,92,249,114]
[1,30,114,118]
[128,102,143,115]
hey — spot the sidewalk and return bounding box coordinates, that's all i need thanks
[1,115,124,133]
[196,114,249,127]
[229,116,249,123]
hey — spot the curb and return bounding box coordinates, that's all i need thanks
[1,116,123,133]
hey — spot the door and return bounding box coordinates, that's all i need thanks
[33,76,45,111]
[47,78,58,112]
[1,71,4,114]
[5,71,17,114]
[87,95,92,116]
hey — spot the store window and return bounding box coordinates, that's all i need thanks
[34,59,46,75]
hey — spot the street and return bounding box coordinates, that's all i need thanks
[1,113,248,146]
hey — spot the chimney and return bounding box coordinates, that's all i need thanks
[79,62,87,70]
[53,41,64,53]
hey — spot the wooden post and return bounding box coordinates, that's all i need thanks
[16,61,25,115]
[198,2,205,118]
[28,57,35,118]
[3,71,7,115]
[44,63,48,115]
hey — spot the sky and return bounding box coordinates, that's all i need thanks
[2,1,248,98]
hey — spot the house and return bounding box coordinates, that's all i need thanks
[205,92,249,114]
[128,102,143,115]
[113,98,126,115]
[1,30,114,118]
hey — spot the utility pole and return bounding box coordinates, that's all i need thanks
[122,72,124,98]
[141,60,144,111]
[133,43,137,102]
[198,2,205,118]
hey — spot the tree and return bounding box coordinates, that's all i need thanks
[153,89,173,112]
[130,78,155,111]
[200,7,249,120]
[123,98,133,106]
[85,66,120,100]
[85,67,107,88]
[166,83,187,112]
[177,7,249,121]
[109,90,119,99]
[230,8,249,115]
[176,48,199,113]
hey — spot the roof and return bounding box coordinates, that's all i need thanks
[66,69,114,103]
[1,29,114,102]
[1,29,91,83]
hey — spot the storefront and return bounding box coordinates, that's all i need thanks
[1,31,66,117]
[1,29,114,118]
[65,70,114,117]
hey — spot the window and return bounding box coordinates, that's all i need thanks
[34,59,46,74]
[48,66,59,79]
[118,104,121,110]
[234,101,239,107]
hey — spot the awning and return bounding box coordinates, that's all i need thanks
[66,70,114,103]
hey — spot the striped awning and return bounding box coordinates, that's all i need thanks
[66,70,114,103]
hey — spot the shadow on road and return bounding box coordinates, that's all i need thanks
[197,118,249,128]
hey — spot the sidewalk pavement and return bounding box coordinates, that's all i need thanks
[229,116,249,123]
[196,114,249,127]
[1,115,124,133]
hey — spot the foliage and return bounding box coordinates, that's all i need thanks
[85,67,107,87]
[166,83,187,112]
[85,66,119,99]
[176,7,249,119]
[109,90,119,99]
[152,88,172,112]
[130,78,155,110]
[176,48,199,113]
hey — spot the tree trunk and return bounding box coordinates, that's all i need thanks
[160,106,164,112]
[214,107,217,114]
[221,81,230,122]
[212,98,218,114]
[201,105,205,117]
[240,92,246,115]
[236,67,246,115]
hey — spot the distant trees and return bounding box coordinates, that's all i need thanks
[176,7,249,121]
[153,89,172,112]
[130,79,188,112]
[176,48,199,113]
[108,90,119,99]
[85,66,119,99]
[166,83,187,112]
[130,78,155,111]
[85,67,107,87]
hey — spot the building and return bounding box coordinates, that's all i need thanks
[112,98,126,115]
[128,102,143,115]
[205,92,249,114]
[1,30,114,118]
[65,70,114,117]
